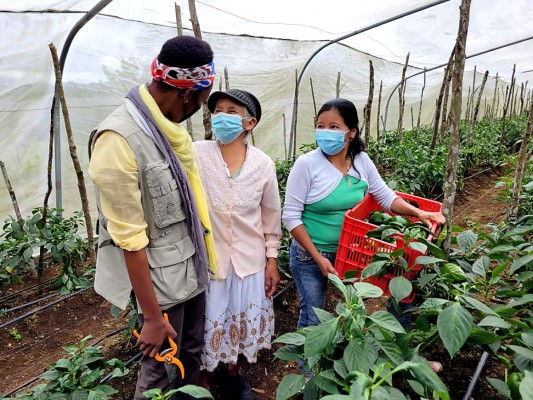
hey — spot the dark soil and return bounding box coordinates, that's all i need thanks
[0,167,510,399]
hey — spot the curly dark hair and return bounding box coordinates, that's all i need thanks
[317,98,365,169]
[155,36,214,93]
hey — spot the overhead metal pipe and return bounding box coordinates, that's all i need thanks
[287,0,451,157]
[382,35,533,129]
[54,0,113,210]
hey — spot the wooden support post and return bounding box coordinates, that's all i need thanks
[224,67,230,91]
[336,72,341,98]
[375,80,383,166]
[501,64,516,145]
[508,101,532,220]
[416,68,426,133]
[364,60,374,148]
[49,43,96,267]
[439,66,453,143]
[442,0,472,255]
[292,69,299,157]
[310,78,317,124]
[469,70,489,144]
[469,65,477,120]
[490,73,499,121]
[397,53,410,141]
[282,114,288,160]
[175,3,194,137]
[0,161,22,221]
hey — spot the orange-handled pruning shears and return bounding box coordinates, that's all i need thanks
[133,313,185,381]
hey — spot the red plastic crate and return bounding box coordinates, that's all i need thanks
[335,192,442,302]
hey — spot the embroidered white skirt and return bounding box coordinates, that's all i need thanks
[201,262,274,372]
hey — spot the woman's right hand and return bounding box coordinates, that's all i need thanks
[316,255,339,277]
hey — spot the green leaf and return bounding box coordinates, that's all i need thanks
[437,302,473,358]
[472,256,490,277]
[276,374,305,400]
[478,316,511,329]
[273,332,305,346]
[520,371,533,400]
[488,245,517,256]
[522,331,533,348]
[313,374,339,395]
[352,282,383,298]
[504,225,533,237]
[460,295,498,316]
[304,317,339,357]
[343,340,370,374]
[408,241,427,253]
[274,344,301,361]
[313,308,335,323]
[177,385,214,399]
[418,298,449,310]
[389,276,412,301]
[414,256,446,265]
[375,340,404,366]
[418,237,445,259]
[457,230,478,252]
[408,362,449,400]
[508,345,533,361]
[367,311,405,334]
[466,327,500,345]
[417,273,437,288]
[486,377,511,398]
[328,274,347,299]
[361,261,389,279]
[510,254,533,275]
[442,263,467,281]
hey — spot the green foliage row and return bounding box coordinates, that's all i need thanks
[367,114,528,199]
[0,207,90,292]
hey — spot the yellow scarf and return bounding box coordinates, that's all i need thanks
[139,85,218,278]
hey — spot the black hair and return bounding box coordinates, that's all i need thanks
[156,36,214,93]
[317,98,365,170]
[158,35,213,68]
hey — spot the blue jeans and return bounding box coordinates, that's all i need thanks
[289,240,336,329]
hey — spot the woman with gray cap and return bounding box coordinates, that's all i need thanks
[193,89,282,399]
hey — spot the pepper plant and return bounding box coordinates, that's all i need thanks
[273,275,449,400]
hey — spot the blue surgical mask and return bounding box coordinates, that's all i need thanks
[212,113,244,144]
[315,129,348,155]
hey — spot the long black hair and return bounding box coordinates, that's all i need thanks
[316,98,365,169]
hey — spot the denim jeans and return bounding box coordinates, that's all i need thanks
[289,240,336,329]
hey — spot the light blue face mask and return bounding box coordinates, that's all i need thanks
[315,129,349,155]
[212,113,244,144]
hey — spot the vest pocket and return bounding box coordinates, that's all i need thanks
[145,161,186,228]
[146,236,198,304]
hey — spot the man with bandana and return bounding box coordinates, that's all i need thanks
[88,36,218,398]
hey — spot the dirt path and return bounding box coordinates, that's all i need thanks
[0,166,510,399]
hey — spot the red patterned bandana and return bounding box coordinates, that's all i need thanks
[151,57,215,90]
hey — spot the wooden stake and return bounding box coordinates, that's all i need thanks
[49,43,96,267]
[292,69,299,157]
[336,72,341,98]
[38,96,57,275]
[508,100,532,220]
[376,80,383,138]
[469,70,489,143]
[310,78,317,124]
[439,65,453,143]
[501,65,516,145]
[416,68,426,133]
[490,73,499,121]
[431,45,456,151]
[282,114,288,160]
[375,80,382,166]
[188,0,212,140]
[465,85,472,121]
[397,52,410,140]
[175,3,194,138]
[364,60,374,148]
[0,161,22,221]
[469,65,477,120]
[224,67,230,91]
[442,0,472,255]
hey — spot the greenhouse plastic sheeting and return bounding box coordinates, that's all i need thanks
[0,0,531,223]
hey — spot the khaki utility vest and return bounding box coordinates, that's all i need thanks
[89,105,203,311]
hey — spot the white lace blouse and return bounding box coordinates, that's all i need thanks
[193,140,282,279]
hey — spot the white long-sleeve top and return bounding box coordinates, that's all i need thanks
[282,149,398,232]
[194,140,282,279]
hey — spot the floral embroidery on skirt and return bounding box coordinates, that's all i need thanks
[201,263,274,372]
